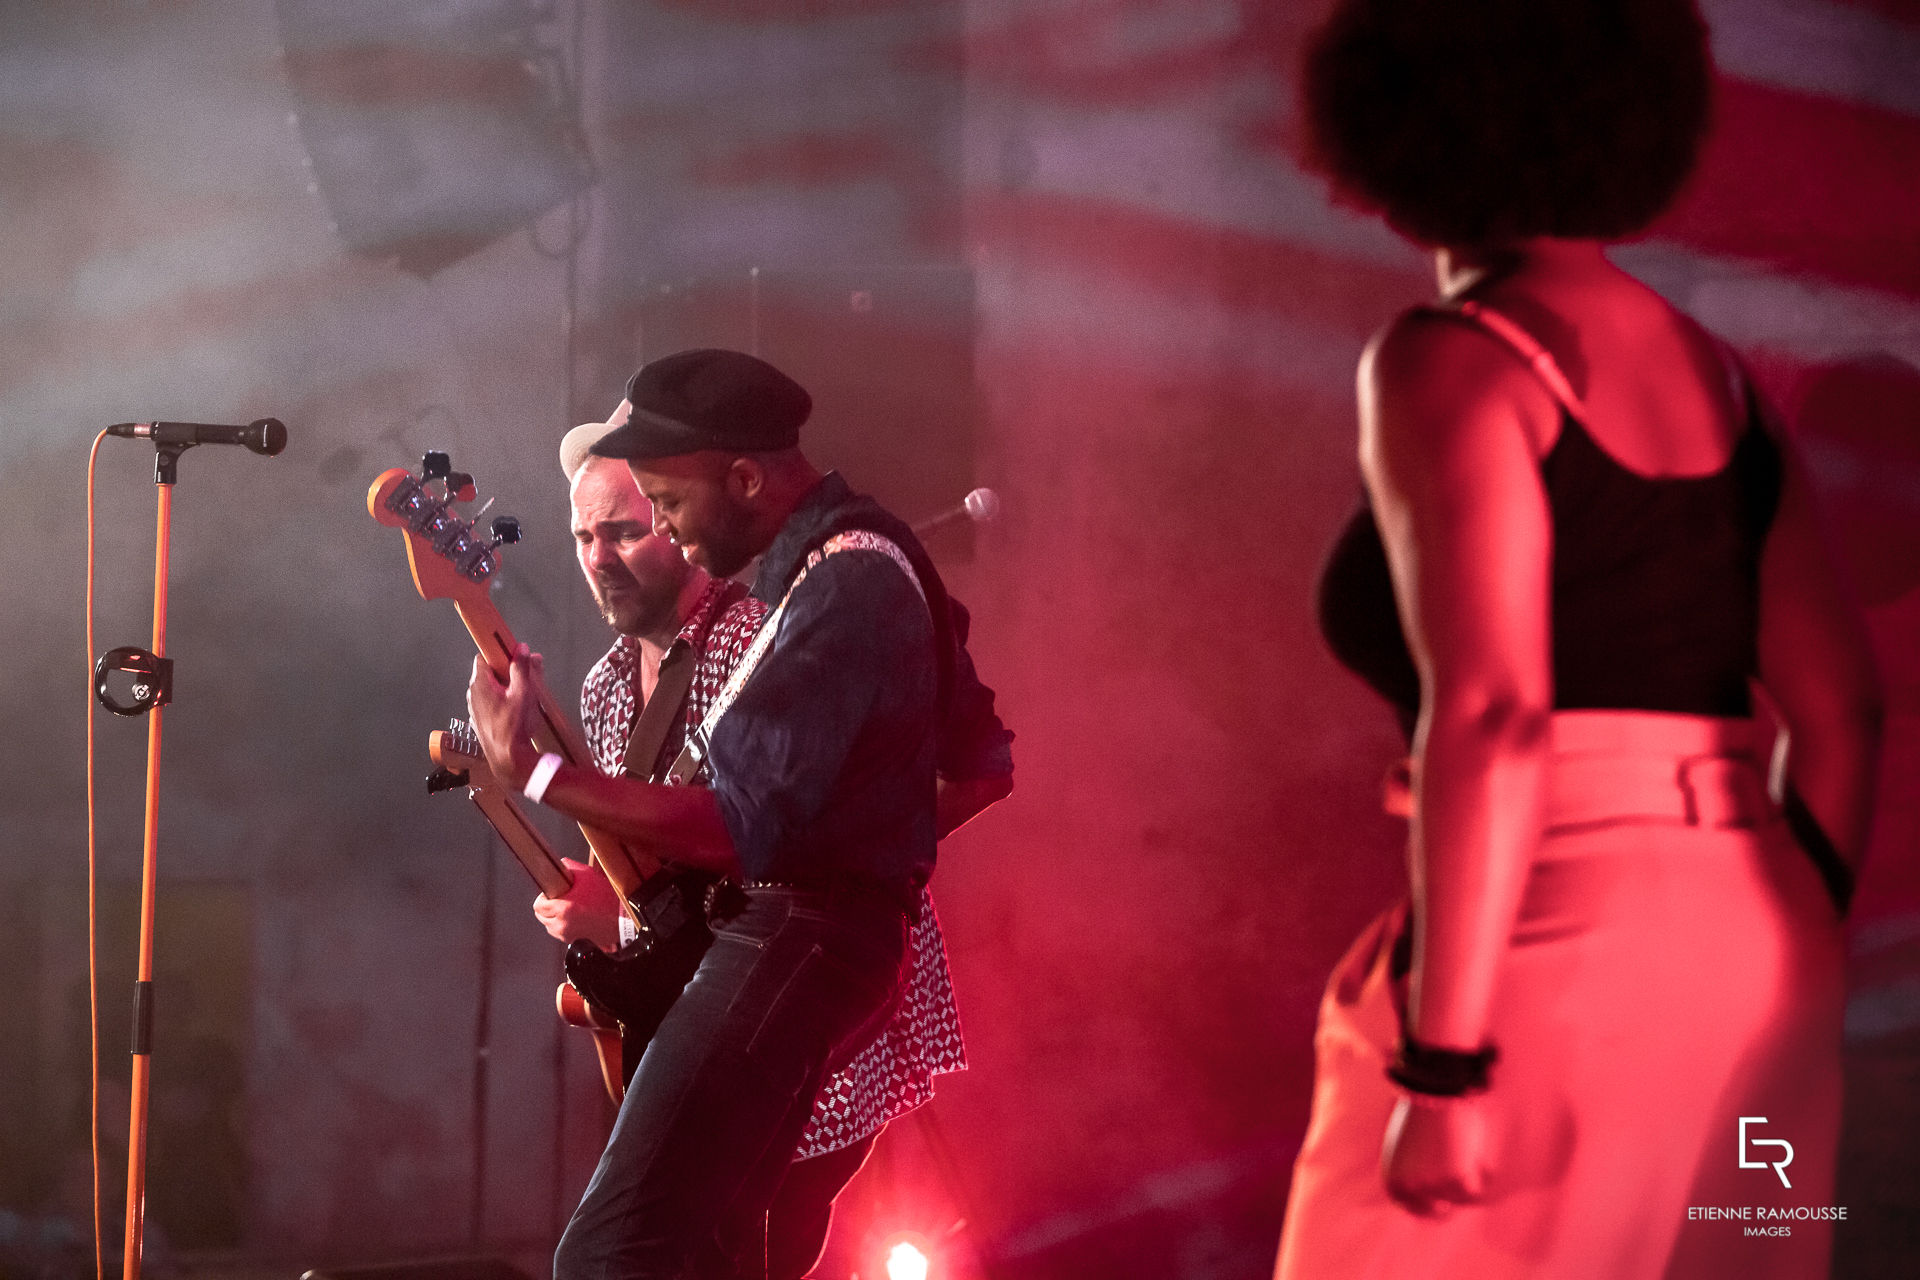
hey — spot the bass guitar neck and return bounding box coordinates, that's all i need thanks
[429,724,572,898]
[368,461,658,898]
[428,722,628,1101]
[453,594,598,770]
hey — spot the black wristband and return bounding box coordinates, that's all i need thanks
[1387,1033,1498,1097]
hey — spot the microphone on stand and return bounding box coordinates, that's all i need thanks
[912,487,1001,539]
[108,418,289,456]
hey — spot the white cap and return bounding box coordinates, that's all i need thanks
[560,400,633,479]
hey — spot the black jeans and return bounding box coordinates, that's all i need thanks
[554,885,908,1280]
[762,1135,878,1280]
[714,1131,880,1280]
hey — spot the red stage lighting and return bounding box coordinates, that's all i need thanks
[882,1234,932,1280]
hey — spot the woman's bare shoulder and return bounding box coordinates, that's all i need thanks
[1359,307,1561,467]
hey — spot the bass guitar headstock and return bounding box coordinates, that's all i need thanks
[426,717,492,792]
[423,717,578,903]
[368,451,523,606]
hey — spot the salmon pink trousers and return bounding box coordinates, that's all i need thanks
[1275,711,1846,1280]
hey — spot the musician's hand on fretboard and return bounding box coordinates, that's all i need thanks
[533,857,623,950]
[467,643,546,791]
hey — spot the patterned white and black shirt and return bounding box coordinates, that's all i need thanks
[579,575,972,1157]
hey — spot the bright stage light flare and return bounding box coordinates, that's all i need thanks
[885,1239,931,1280]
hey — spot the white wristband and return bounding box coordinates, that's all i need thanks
[523,752,564,804]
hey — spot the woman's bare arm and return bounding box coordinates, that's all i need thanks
[1361,313,1560,1052]
[1756,421,1883,867]
[1361,311,1561,1213]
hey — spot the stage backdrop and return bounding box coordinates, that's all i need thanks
[0,3,1915,1278]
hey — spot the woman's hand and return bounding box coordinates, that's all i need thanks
[1382,1092,1492,1216]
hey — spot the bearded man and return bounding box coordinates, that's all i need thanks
[472,349,1010,1278]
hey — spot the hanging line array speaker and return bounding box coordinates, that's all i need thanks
[277,0,596,277]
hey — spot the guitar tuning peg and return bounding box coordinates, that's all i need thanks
[490,515,522,545]
[421,450,452,480]
[447,472,477,502]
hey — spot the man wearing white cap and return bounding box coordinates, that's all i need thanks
[477,349,1011,1278]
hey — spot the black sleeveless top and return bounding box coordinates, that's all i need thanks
[1317,306,1784,741]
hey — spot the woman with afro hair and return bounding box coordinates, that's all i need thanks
[1276,2,1881,1276]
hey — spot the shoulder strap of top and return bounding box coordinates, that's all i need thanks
[1699,325,1776,440]
[1433,299,1587,423]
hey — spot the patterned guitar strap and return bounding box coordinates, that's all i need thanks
[666,531,926,786]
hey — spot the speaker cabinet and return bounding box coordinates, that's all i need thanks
[635,266,979,537]
[277,0,595,276]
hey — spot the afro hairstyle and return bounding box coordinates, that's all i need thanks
[1300,0,1713,246]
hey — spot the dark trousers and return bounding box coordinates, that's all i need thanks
[555,887,907,1280]
[748,1133,879,1280]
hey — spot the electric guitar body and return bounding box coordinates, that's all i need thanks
[427,725,717,1098]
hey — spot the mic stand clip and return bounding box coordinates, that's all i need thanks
[93,646,174,717]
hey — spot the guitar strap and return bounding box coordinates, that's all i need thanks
[623,642,697,782]
[667,531,925,785]
[618,578,750,945]
[622,577,751,784]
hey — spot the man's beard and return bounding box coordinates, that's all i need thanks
[690,494,760,579]
[590,565,681,637]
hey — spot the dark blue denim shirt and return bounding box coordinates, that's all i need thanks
[942,597,1015,780]
[706,474,945,903]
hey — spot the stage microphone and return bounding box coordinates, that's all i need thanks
[912,487,1001,538]
[107,418,289,456]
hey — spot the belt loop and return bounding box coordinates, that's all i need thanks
[1676,753,1769,829]
[1676,757,1702,827]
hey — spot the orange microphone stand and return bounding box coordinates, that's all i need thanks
[94,420,283,1280]
[93,440,194,1280]
[89,437,206,1274]
[126,487,170,1280]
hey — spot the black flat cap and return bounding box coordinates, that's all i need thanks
[589,348,810,461]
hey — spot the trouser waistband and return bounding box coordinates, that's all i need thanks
[1383,710,1777,831]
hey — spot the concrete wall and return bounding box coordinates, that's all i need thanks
[2,2,1917,1277]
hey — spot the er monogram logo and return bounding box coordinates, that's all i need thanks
[1739,1116,1795,1188]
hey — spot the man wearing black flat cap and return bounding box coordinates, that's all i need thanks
[468,348,993,1279]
